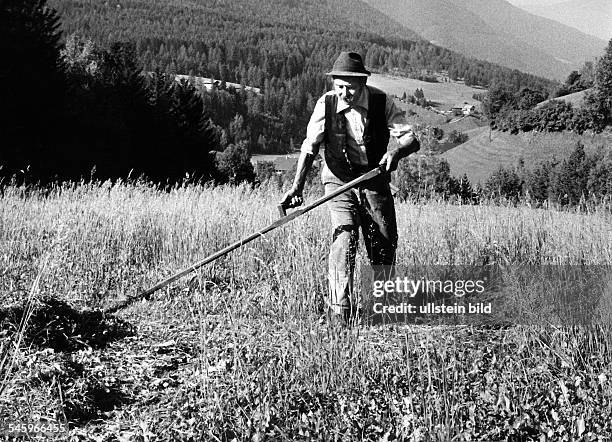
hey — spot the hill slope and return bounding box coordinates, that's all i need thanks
[50,0,553,90]
[367,74,484,110]
[362,0,606,80]
[535,89,591,109]
[516,0,611,41]
[449,0,607,66]
[442,129,612,183]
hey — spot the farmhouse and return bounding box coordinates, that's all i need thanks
[462,103,477,116]
[451,102,478,116]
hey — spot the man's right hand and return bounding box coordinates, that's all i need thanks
[280,188,304,209]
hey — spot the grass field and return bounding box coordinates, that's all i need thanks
[1,181,611,440]
[368,74,484,110]
[536,89,592,109]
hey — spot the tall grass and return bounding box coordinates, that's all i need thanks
[0,179,610,440]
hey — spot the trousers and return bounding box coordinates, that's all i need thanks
[325,181,398,316]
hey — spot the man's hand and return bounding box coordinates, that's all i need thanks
[280,187,304,209]
[280,151,315,209]
[379,148,402,172]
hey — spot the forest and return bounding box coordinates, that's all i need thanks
[483,41,612,135]
[3,0,596,185]
[48,0,557,152]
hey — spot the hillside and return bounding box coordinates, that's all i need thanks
[50,0,556,92]
[515,0,611,41]
[368,74,484,111]
[442,129,612,183]
[449,0,607,67]
[362,0,606,80]
[44,0,557,159]
[535,89,591,109]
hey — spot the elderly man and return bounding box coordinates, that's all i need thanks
[280,52,420,326]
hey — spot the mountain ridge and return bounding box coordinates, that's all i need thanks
[362,0,606,80]
[516,0,611,41]
[448,0,606,64]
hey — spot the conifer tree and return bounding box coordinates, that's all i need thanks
[0,0,65,178]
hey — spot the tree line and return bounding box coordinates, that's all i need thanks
[1,1,258,184]
[256,135,611,209]
[482,41,612,135]
[48,0,557,154]
[482,143,612,207]
[393,140,612,207]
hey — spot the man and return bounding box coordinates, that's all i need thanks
[280,52,420,325]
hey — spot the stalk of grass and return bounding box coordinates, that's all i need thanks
[0,254,48,399]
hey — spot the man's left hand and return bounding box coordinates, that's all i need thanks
[379,148,402,172]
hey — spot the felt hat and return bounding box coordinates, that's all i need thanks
[326,52,370,77]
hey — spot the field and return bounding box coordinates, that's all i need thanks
[536,89,592,109]
[1,181,611,441]
[368,74,484,110]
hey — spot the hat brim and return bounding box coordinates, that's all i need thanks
[326,70,370,77]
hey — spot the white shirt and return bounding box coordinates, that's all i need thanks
[301,86,416,166]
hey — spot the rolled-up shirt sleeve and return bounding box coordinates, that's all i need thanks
[301,95,327,156]
[385,95,418,148]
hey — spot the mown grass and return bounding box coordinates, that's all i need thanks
[443,129,612,184]
[0,180,611,441]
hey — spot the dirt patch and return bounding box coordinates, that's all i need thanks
[0,296,135,352]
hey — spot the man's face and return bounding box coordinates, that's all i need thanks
[333,76,366,105]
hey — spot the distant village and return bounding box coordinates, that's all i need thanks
[395,94,479,118]
[174,74,262,94]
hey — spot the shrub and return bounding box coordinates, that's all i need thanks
[254,161,277,183]
[215,141,255,185]
[548,142,590,205]
[447,130,468,144]
[523,161,555,202]
[395,155,458,200]
[484,166,522,200]
[587,151,612,198]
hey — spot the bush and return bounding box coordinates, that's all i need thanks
[523,161,555,202]
[254,161,277,183]
[395,155,458,200]
[493,100,605,135]
[447,130,468,144]
[215,142,255,185]
[484,166,522,200]
[548,142,589,205]
[587,150,612,198]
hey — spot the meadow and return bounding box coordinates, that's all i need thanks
[443,130,612,184]
[0,180,611,441]
[368,74,484,110]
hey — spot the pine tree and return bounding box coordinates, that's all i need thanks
[549,142,589,205]
[1,0,65,179]
[594,39,612,122]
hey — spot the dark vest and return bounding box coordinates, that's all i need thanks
[324,87,390,183]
